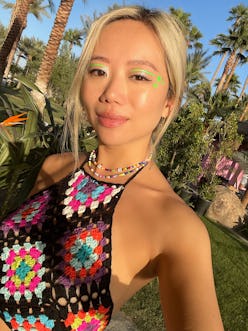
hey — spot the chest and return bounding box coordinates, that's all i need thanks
[0,170,125,330]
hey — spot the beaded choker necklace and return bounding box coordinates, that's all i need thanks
[88,149,152,179]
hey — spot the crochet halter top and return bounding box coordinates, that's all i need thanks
[0,161,141,331]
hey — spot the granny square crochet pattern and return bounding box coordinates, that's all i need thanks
[0,168,125,331]
[62,169,123,218]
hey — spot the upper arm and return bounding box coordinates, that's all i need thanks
[29,152,86,196]
[157,207,224,331]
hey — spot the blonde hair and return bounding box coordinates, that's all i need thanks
[63,6,187,160]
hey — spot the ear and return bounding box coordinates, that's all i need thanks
[162,97,175,118]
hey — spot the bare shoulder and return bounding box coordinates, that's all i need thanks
[150,186,224,330]
[29,152,87,196]
[132,163,209,255]
[122,164,223,330]
[158,194,209,254]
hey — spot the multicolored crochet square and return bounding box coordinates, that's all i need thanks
[0,242,46,301]
[58,221,109,284]
[3,311,55,331]
[62,170,123,218]
[64,306,109,331]
[1,190,50,232]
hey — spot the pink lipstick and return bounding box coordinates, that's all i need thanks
[97,114,127,128]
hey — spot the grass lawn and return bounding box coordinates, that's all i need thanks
[122,217,248,331]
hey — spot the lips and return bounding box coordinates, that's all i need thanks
[97,113,128,128]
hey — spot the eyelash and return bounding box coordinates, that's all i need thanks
[130,74,151,81]
[88,69,152,82]
[88,69,106,76]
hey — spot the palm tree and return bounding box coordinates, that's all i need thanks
[34,0,77,111]
[80,11,98,40]
[169,7,203,50]
[23,38,45,76]
[14,36,33,68]
[63,28,83,52]
[211,4,248,93]
[1,0,54,80]
[214,74,241,99]
[186,49,211,87]
[211,31,238,93]
[210,51,227,87]
[238,75,248,103]
[240,103,248,122]
[223,52,247,90]
[0,0,34,82]
[29,0,54,20]
[223,73,241,96]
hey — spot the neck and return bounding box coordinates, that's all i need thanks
[96,141,152,169]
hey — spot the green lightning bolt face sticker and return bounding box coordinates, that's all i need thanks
[131,68,165,88]
[153,75,165,88]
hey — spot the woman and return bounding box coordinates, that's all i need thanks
[0,6,224,331]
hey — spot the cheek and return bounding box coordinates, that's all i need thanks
[132,88,167,117]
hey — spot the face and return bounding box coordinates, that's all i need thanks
[81,19,172,148]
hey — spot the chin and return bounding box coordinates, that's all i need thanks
[98,136,128,147]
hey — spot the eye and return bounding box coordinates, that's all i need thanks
[130,74,150,81]
[88,68,107,77]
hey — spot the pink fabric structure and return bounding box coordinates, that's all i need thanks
[216,157,244,189]
[201,155,244,189]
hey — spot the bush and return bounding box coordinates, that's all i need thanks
[0,77,63,219]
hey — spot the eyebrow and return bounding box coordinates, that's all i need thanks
[90,56,158,72]
[90,56,110,63]
[127,60,158,72]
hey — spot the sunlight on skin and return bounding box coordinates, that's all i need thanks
[88,64,165,89]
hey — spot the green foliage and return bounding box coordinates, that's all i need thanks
[169,7,203,50]
[218,112,244,157]
[157,101,208,190]
[197,177,221,201]
[0,21,7,48]
[0,77,62,220]
[50,42,78,105]
[63,28,83,51]
[197,113,243,200]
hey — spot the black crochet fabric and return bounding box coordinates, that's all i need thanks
[0,167,125,331]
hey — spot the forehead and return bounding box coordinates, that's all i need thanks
[92,19,166,70]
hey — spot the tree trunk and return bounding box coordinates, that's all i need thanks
[3,33,22,79]
[3,1,18,78]
[239,103,248,122]
[0,0,33,82]
[210,52,227,86]
[241,188,248,209]
[34,0,75,112]
[238,75,248,103]
[223,56,240,90]
[215,50,236,93]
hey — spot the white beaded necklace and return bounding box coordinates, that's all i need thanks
[88,149,152,179]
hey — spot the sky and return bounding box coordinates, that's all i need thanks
[0,0,247,89]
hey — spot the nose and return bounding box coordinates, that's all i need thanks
[99,74,126,104]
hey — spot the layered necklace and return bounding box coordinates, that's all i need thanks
[88,149,152,179]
